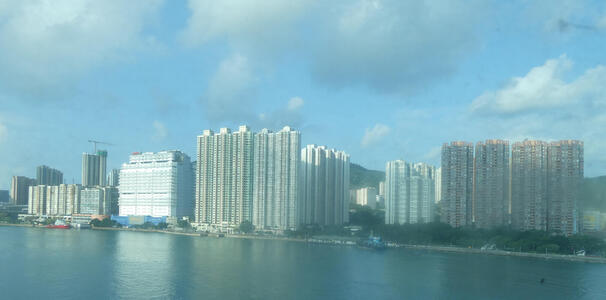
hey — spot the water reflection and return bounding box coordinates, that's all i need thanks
[112,231,174,299]
[2,227,606,299]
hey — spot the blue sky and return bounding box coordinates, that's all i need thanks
[1,0,606,189]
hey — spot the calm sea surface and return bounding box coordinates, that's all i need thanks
[1,226,606,299]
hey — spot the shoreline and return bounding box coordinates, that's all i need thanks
[3,223,605,264]
[399,244,606,264]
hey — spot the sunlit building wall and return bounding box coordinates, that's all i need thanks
[547,140,583,235]
[120,150,194,218]
[196,126,253,230]
[253,126,301,230]
[386,161,435,224]
[441,142,474,227]
[355,187,376,209]
[511,140,548,231]
[300,145,350,226]
[81,186,118,215]
[474,140,510,229]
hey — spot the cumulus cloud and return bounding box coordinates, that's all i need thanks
[470,55,606,114]
[181,0,487,93]
[152,120,168,141]
[0,0,163,94]
[467,56,606,174]
[180,0,311,49]
[310,0,485,92]
[255,97,305,129]
[361,124,390,147]
[287,97,304,111]
[203,54,257,122]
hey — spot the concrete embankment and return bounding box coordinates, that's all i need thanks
[0,223,33,227]
[91,226,200,237]
[399,244,606,264]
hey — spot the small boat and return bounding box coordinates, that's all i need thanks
[46,219,70,229]
[358,235,387,250]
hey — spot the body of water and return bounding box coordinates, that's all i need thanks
[1,226,606,299]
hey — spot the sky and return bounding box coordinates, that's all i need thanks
[1,0,606,189]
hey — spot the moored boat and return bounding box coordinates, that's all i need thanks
[46,219,70,229]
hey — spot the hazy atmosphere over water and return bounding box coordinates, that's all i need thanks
[1,0,606,188]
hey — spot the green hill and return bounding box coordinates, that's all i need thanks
[349,163,385,190]
[581,176,606,212]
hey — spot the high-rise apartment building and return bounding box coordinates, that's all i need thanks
[377,181,386,207]
[28,185,48,215]
[108,169,120,187]
[441,142,474,227]
[10,176,35,205]
[196,126,254,231]
[46,184,82,216]
[300,145,350,226]
[547,140,583,235]
[511,140,548,231]
[82,151,107,187]
[27,184,82,216]
[36,165,63,185]
[385,161,435,224]
[474,140,510,229]
[253,126,301,230]
[81,186,118,215]
[119,151,194,218]
[434,167,441,203]
[355,187,376,209]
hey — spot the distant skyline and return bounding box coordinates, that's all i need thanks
[1,0,606,189]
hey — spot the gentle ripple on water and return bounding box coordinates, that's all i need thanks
[1,226,606,299]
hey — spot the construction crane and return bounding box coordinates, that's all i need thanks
[88,139,114,153]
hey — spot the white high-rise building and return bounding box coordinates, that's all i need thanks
[385,161,435,224]
[253,126,301,231]
[434,167,441,203]
[355,187,376,209]
[195,126,253,231]
[27,184,81,216]
[300,145,350,226]
[120,150,194,218]
[28,185,47,215]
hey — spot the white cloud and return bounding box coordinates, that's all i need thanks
[598,14,606,29]
[203,54,256,122]
[470,55,606,114]
[152,120,168,141]
[287,97,304,111]
[361,123,390,147]
[0,120,7,142]
[181,0,487,93]
[466,56,606,175]
[0,0,163,93]
[255,97,305,129]
[180,0,312,51]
